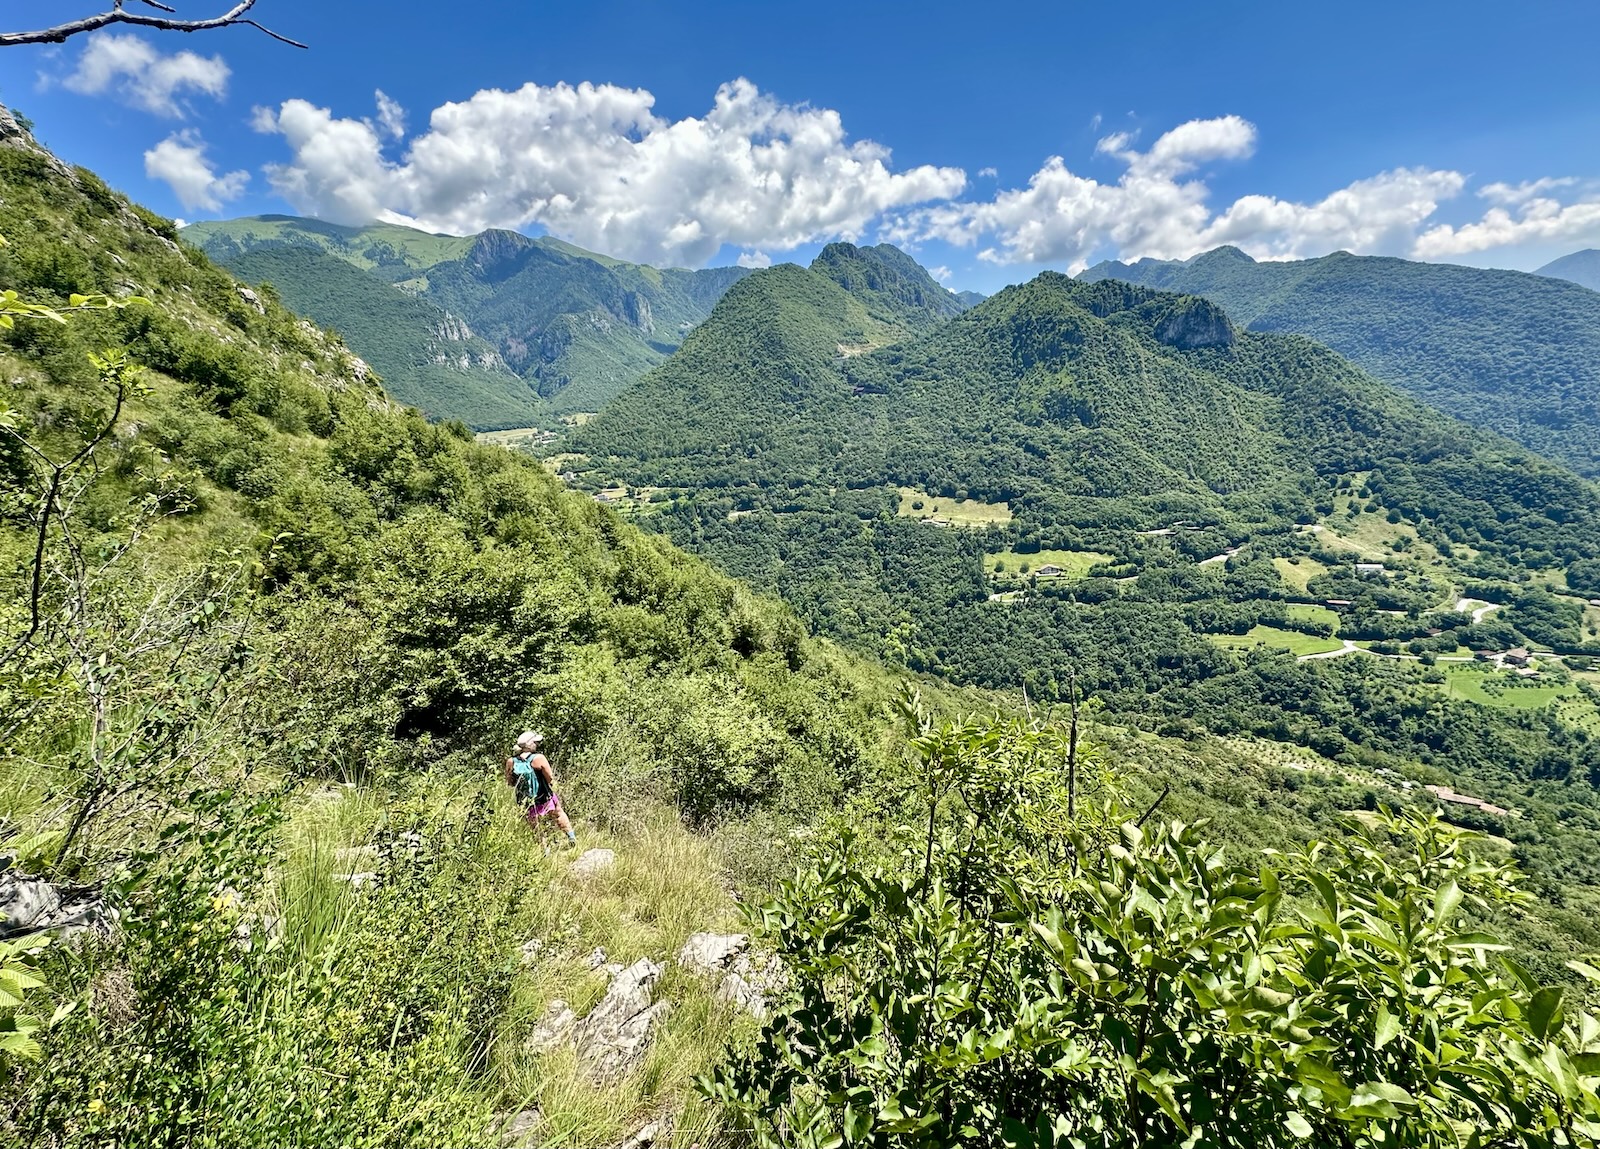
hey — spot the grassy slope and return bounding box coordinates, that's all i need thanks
[182,214,478,272]
[1082,245,1600,478]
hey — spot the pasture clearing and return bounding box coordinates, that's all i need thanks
[1273,556,1329,593]
[897,487,1013,528]
[987,548,1115,580]
[1210,625,1345,658]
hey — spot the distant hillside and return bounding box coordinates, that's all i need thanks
[1080,246,1600,478]
[810,241,973,333]
[182,215,751,427]
[219,246,540,428]
[580,266,1600,574]
[1538,249,1600,292]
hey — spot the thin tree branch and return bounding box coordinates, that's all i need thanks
[1066,669,1079,821]
[0,378,126,668]
[1135,783,1172,829]
[0,2,307,49]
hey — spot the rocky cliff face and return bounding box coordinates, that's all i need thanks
[1154,297,1236,350]
[622,292,654,334]
[426,311,510,372]
[434,311,475,343]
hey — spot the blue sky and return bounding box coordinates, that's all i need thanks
[7,0,1600,292]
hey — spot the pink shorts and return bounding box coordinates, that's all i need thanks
[525,794,562,821]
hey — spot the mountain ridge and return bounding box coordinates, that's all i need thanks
[182,214,754,426]
[1080,245,1600,478]
[1538,248,1600,292]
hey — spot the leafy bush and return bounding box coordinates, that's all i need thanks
[708,708,1600,1147]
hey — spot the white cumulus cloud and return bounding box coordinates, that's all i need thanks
[245,88,1600,271]
[887,116,1470,270]
[64,33,228,117]
[144,131,248,211]
[1477,177,1578,206]
[1415,189,1600,258]
[252,78,967,267]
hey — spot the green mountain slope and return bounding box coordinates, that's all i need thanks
[183,215,751,425]
[582,266,1598,563]
[1080,246,1600,478]
[218,245,542,428]
[810,241,972,333]
[573,256,1600,907]
[578,244,973,487]
[1538,248,1600,292]
[5,107,1600,1143]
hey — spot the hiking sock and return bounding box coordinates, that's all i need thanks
[565,828,577,845]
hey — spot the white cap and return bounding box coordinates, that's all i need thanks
[516,731,544,751]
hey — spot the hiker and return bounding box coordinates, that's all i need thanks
[505,731,577,849]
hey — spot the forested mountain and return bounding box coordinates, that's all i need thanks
[1080,246,1600,478]
[1539,248,1600,292]
[182,215,752,428]
[217,244,541,427]
[573,252,1600,916]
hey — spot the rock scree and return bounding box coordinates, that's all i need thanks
[676,930,778,1019]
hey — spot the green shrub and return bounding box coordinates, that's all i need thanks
[708,707,1600,1147]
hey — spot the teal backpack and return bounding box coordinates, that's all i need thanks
[511,752,549,805]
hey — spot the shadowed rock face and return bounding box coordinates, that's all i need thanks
[1154,297,1236,350]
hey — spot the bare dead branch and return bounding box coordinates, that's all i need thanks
[0,376,127,668]
[0,2,307,49]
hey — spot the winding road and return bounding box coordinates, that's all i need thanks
[1454,598,1501,624]
[1301,640,1361,661]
